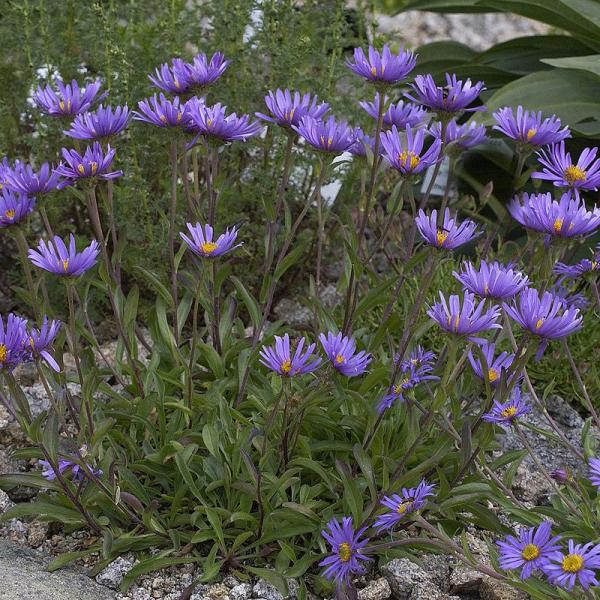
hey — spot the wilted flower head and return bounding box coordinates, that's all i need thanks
[64,104,129,140]
[468,342,516,386]
[380,125,442,176]
[186,51,230,88]
[533,141,600,194]
[133,93,189,128]
[4,162,61,196]
[503,288,582,339]
[554,257,599,279]
[0,314,29,371]
[346,44,416,85]
[588,458,600,490]
[407,73,485,116]
[497,521,561,579]
[259,334,321,377]
[453,260,528,300]
[0,189,35,228]
[482,386,530,427]
[293,116,355,153]
[416,208,481,250]
[319,332,371,377]
[551,468,571,485]
[427,291,501,340]
[374,480,435,531]
[543,540,600,590]
[319,517,371,586]
[359,93,426,130]
[347,128,376,158]
[148,58,192,94]
[492,106,570,148]
[508,192,600,240]
[28,234,100,277]
[55,142,123,185]
[40,457,101,482]
[180,222,241,259]
[430,119,487,151]
[28,317,61,372]
[257,89,329,128]
[33,79,104,117]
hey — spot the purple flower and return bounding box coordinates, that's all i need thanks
[427,291,501,340]
[359,93,426,130]
[533,141,600,194]
[0,314,29,371]
[256,89,329,128]
[292,116,355,153]
[407,73,485,115]
[259,334,321,377]
[64,104,129,140]
[4,162,61,196]
[180,222,242,259]
[148,58,193,94]
[508,192,600,240]
[497,521,561,579]
[492,106,570,148]
[28,234,100,277]
[186,52,230,88]
[550,282,589,312]
[348,128,376,158]
[503,288,583,339]
[186,99,262,143]
[133,93,189,128]
[551,468,571,484]
[319,517,371,586]
[54,142,123,185]
[543,540,600,590]
[398,345,436,371]
[319,332,371,377]
[0,189,35,228]
[380,125,442,176]
[40,457,101,482]
[430,119,487,151]
[346,44,416,85]
[588,458,600,489]
[416,208,481,250]
[374,480,435,531]
[468,342,516,386]
[28,317,61,372]
[453,261,528,300]
[482,386,530,427]
[33,79,105,117]
[554,258,599,279]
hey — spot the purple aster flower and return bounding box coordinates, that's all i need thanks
[186,52,230,88]
[28,317,61,372]
[398,345,436,371]
[186,99,262,144]
[28,234,100,277]
[588,458,600,489]
[508,192,600,240]
[543,540,600,590]
[256,89,329,128]
[292,116,355,153]
[380,125,442,176]
[533,141,600,194]
[180,222,241,259]
[0,157,13,190]
[0,189,35,228]
[64,104,129,140]
[148,58,192,94]
[319,332,371,377]
[430,119,487,151]
[482,386,530,427]
[133,93,190,128]
[492,106,570,148]
[33,79,105,117]
[427,291,501,340]
[54,142,123,185]
[348,128,376,158]
[406,73,485,116]
[416,208,481,250]
[4,162,61,196]
[40,457,101,482]
[319,517,371,586]
[346,44,416,85]
[551,468,571,484]
[373,480,435,531]
[554,258,599,279]
[0,313,29,371]
[497,521,561,579]
[453,260,528,300]
[258,334,321,376]
[503,288,582,339]
[359,93,427,130]
[468,342,516,386]
[550,282,589,312]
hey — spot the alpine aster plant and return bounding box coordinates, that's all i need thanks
[64,104,130,140]
[554,257,599,279]
[4,162,62,196]
[259,334,321,377]
[430,119,487,151]
[374,480,435,531]
[588,457,600,490]
[28,234,100,277]
[0,314,29,371]
[379,125,442,176]
[180,223,241,259]
[293,116,355,153]
[27,317,61,372]
[186,100,262,143]
[359,93,426,130]
[453,261,529,300]
[33,79,105,117]
[482,386,531,427]
[468,342,516,386]
[319,332,371,376]
[543,541,600,590]
[148,58,192,94]
[256,89,329,128]
[416,208,481,250]
[133,94,190,128]
[54,143,123,184]
[492,106,570,148]
[0,189,35,228]
[346,44,416,85]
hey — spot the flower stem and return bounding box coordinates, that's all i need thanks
[168,137,180,345]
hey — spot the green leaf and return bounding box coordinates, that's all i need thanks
[231,276,261,330]
[541,54,600,77]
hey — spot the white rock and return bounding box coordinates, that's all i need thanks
[95,553,137,589]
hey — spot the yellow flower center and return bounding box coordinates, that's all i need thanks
[370,66,377,76]
[29,337,35,349]
[200,241,218,255]
[526,128,537,141]
[398,150,420,171]
[338,542,352,562]
[174,78,180,89]
[0,344,7,363]
[176,112,182,122]
[564,165,586,185]
[483,283,490,295]
[59,100,64,111]
[454,315,460,331]
[89,161,98,175]
[77,164,85,174]
[5,209,15,219]
[207,118,213,127]
[501,406,517,419]
[535,318,544,330]
[553,218,563,234]
[436,229,448,247]
[281,359,292,374]
[488,368,499,383]
[592,261,598,270]
[62,259,69,272]
[521,544,540,561]
[562,554,584,573]
[335,354,345,364]
[320,135,333,148]
[397,501,413,514]
[159,115,167,123]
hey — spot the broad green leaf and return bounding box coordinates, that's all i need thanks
[541,54,600,77]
